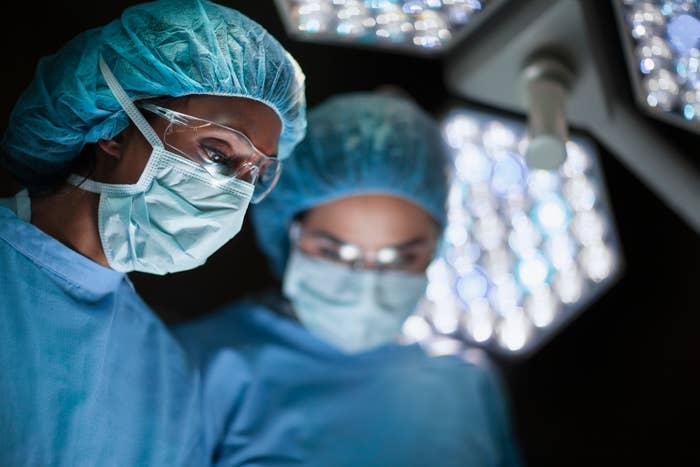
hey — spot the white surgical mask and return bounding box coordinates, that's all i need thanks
[66,57,254,275]
[282,248,428,353]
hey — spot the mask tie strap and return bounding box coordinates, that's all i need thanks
[65,174,110,194]
[15,189,31,223]
[98,56,163,149]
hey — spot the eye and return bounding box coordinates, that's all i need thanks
[396,254,416,266]
[319,246,342,260]
[201,144,230,164]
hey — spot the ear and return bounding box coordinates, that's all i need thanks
[97,133,125,161]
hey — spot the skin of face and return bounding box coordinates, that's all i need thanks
[29,94,282,268]
[299,194,440,272]
[91,95,282,184]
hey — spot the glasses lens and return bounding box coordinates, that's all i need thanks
[293,229,434,272]
[251,159,282,204]
[143,104,279,197]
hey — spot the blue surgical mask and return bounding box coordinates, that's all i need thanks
[282,248,428,353]
[66,57,254,275]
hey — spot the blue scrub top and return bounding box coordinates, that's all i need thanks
[0,197,207,466]
[175,296,523,467]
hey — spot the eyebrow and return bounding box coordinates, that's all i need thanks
[305,229,433,250]
[192,119,279,158]
[146,103,278,158]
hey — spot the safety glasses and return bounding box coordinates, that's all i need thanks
[290,223,438,272]
[140,102,281,204]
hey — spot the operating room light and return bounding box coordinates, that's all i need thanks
[404,109,623,357]
[614,0,700,133]
[274,0,493,53]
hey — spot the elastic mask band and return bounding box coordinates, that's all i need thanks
[66,174,109,194]
[15,189,31,223]
[98,56,162,149]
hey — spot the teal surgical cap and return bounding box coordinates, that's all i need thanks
[1,0,306,189]
[252,91,450,278]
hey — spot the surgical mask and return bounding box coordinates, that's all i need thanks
[282,248,428,353]
[66,57,254,275]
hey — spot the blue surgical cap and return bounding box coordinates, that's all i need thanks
[1,0,306,189]
[252,91,450,278]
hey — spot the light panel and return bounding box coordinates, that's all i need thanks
[401,108,623,357]
[274,0,495,54]
[614,0,700,133]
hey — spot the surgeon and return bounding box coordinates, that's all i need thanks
[175,92,522,467]
[0,1,305,465]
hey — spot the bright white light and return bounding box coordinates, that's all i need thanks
[473,213,506,250]
[483,248,513,278]
[572,210,607,246]
[425,258,452,302]
[402,0,426,15]
[504,189,528,209]
[528,169,560,199]
[618,1,700,129]
[508,213,542,258]
[489,275,522,314]
[335,1,371,36]
[426,281,452,302]
[564,177,597,211]
[490,151,527,196]
[526,286,559,328]
[402,314,433,343]
[446,223,469,246]
[455,266,490,303]
[374,3,411,41]
[427,258,450,282]
[677,49,700,89]
[431,299,461,334]
[554,267,585,304]
[280,0,492,53]
[412,10,452,48]
[446,242,481,272]
[562,141,590,177]
[455,144,492,183]
[448,183,468,209]
[296,1,334,33]
[636,36,674,74]
[667,14,700,55]
[533,195,571,234]
[462,297,494,342]
[426,110,622,356]
[482,121,518,150]
[643,69,681,110]
[544,234,577,270]
[516,252,551,290]
[423,335,465,356]
[496,308,532,351]
[682,88,700,120]
[627,2,666,40]
[469,182,498,217]
[444,115,480,148]
[580,243,616,282]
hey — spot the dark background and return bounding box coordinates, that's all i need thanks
[1,1,698,466]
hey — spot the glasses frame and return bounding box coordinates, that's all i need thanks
[139,102,282,204]
[290,222,438,272]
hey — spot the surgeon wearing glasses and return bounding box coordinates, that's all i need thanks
[0,1,305,465]
[175,92,522,467]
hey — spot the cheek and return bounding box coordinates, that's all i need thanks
[117,138,153,184]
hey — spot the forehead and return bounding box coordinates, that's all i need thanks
[300,194,438,249]
[167,95,282,156]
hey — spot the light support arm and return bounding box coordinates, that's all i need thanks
[521,56,575,170]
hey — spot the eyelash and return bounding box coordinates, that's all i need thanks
[201,144,231,164]
[318,246,342,260]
